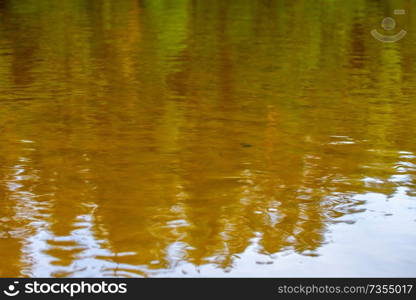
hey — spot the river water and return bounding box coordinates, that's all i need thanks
[0,0,415,277]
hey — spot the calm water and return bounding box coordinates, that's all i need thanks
[0,0,416,277]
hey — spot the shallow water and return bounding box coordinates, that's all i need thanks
[0,0,416,277]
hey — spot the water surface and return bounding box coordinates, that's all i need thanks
[0,0,416,277]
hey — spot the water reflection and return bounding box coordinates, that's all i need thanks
[0,0,415,277]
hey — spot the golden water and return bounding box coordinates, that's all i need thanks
[0,0,416,277]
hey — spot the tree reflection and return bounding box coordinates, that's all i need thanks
[0,0,415,277]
